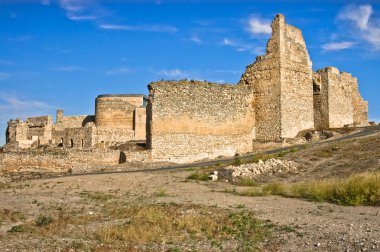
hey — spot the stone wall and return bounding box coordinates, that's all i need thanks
[279,20,314,138]
[239,14,314,141]
[134,107,146,140]
[93,127,135,147]
[64,126,94,149]
[351,77,368,125]
[95,95,146,129]
[0,149,120,173]
[146,80,255,163]
[313,67,367,129]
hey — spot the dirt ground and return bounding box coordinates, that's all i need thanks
[0,130,379,251]
[0,169,379,251]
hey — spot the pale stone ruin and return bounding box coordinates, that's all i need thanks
[6,94,147,149]
[5,14,369,164]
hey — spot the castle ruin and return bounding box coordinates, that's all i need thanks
[5,14,368,164]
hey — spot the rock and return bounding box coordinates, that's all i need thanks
[209,174,218,181]
[219,158,298,182]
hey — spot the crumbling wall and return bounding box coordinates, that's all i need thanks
[0,149,120,173]
[313,67,367,129]
[279,21,314,138]
[55,115,95,129]
[351,77,368,125]
[95,95,145,129]
[63,126,94,149]
[239,14,314,141]
[313,72,329,129]
[93,128,135,147]
[146,80,255,163]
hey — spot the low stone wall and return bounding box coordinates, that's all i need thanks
[0,149,120,173]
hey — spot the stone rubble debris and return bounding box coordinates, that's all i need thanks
[218,158,299,182]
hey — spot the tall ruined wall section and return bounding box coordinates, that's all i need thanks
[239,17,282,141]
[146,80,255,163]
[313,67,367,129]
[351,78,368,125]
[279,20,314,138]
[239,14,314,141]
[313,71,329,129]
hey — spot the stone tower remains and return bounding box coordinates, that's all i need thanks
[239,14,314,141]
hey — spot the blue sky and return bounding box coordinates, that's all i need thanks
[1,0,380,145]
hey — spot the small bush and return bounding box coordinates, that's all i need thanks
[35,215,53,227]
[8,225,23,233]
[233,156,242,166]
[187,171,209,181]
[233,178,257,187]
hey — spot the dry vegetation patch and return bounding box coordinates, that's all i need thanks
[233,172,380,206]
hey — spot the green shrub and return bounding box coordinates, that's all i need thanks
[187,171,209,181]
[35,215,53,227]
[8,225,23,233]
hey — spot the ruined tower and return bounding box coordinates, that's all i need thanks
[239,14,314,141]
[313,67,368,129]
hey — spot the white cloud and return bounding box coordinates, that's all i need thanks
[246,16,271,35]
[222,38,233,46]
[106,67,130,75]
[0,93,53,129]
[0,72,11,81]
[321,41,356,52]
[338,4,380,49]
[221,38,263,55]
[0,93,54,145]
[98,23,178,33]
[50,66,83,72]
[158,68,187,78]
[191,35,202,44]
[67,14,97,21]
[58,0,102,22]
[338,4,372,30]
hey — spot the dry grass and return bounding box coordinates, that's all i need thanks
[236,172,380,206]
[95,203,270,250]
[0,209,25,223]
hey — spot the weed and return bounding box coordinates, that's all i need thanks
[224,210,271,251]
[35,215,53,227]
[155,188,167,197]
[95,204,270,249]
[233,156,242,166]
[8,225,23,233]
[233,178,257,187]
[79,191,115,202]
[187,171,209,181]
[235,172,380,206]
[0,209,25,223]
[0,182,11,190]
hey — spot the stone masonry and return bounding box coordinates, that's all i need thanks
[5,14,369,164]
[239,14,314,141]
[146,80,255,163]
[6,94,147,149]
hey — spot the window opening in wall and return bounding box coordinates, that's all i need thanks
[70,139,74,147]
[81,139,84,148]
[61,138,64,144]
